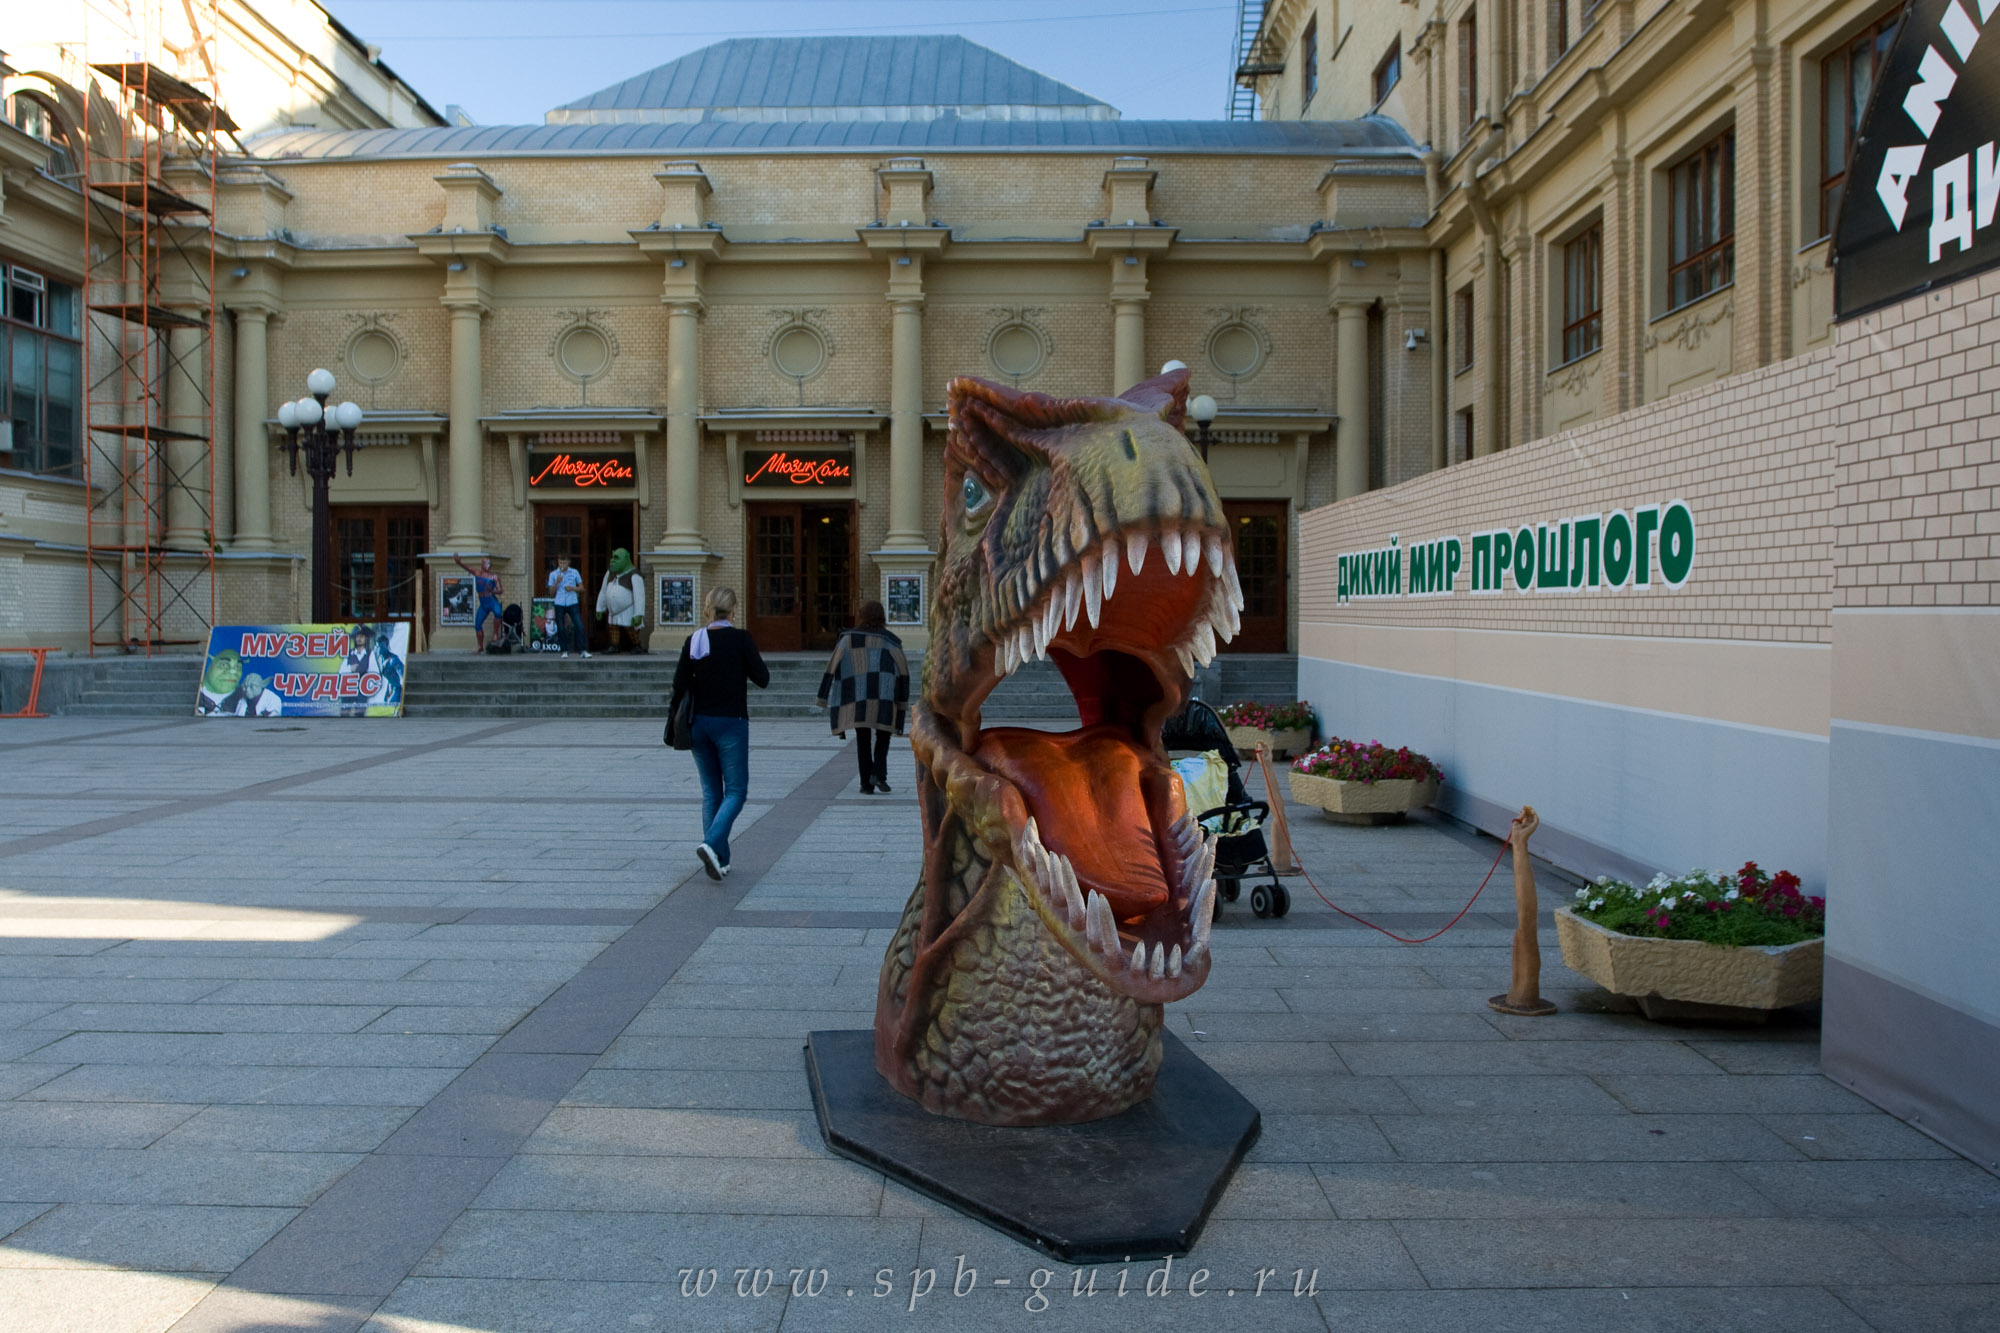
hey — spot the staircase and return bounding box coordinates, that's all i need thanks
[20,650,1298,720]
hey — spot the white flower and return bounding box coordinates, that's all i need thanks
[1589,897,1605,911]
[1648,873,1671,891]
[1574,888,1588,900]
[1682,890,1698,900]
[1724,889,1740,902]
[1594,876,1611,887]
[1659,895,1676,909]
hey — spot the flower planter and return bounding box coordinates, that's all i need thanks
[1225,724,1311,759]
[1287,771,1437,824]
[1554,907,1824,1018]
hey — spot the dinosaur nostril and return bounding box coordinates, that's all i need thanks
[1122,429,1138,461]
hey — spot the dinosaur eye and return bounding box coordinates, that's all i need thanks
[961,475,990,513]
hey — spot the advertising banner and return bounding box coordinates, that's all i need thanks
[196,624,410,718]
[528,598,565,653]
[1834,0,2000,316]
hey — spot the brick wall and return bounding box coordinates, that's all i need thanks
[1833,268,2000,608]
[1301,345,1841,644]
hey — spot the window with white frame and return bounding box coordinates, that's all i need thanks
[1,262,82,478]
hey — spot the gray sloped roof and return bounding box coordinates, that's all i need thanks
[547,36,1116,124]
[243,116,1417,161]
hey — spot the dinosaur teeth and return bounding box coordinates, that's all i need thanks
[1183,528,1204,578]
[1130,940,1146,973]
[1174,643,1195,678]
[1100,536,1118,603]
[1126,531,1149,576]
[1150,942,1166,980]
[1162,528,1184,576]
[1088,892,1119,958]
[1192,620,1217,666]
[1168,944,1183,978]
[1083,891,1103,950]
[1208,582,1240,642]
[1205,533,1225,579]
[1082,552,1102,628]
[1042,589,1062,647]
[1058,856,1086,926]
[1190,879,1216,949]
[1223,554,1245,613]
[1063,572,1083,631]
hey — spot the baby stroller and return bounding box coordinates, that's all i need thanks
[486,603,526,654]
[1163,698,1292,919]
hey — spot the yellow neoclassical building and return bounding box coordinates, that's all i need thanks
[3,22,1440,657]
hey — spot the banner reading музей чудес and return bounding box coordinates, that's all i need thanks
[195,625,409,718]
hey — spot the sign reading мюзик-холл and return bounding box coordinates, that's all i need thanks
[1335,501,1694,604]
[1833,0,2000,317]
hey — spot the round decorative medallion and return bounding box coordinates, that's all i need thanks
[772,325,829,382]
[988,322,1047,379]
[558,324,612,382]
[345,328,399,384]
[1207,322,1265,379]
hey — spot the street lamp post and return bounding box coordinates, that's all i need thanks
[277,368,366,624]
[1188,392,1219,462]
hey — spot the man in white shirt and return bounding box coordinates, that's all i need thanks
[547,555,590,658]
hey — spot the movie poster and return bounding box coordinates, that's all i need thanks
[196,624,410,718]
[528,598,563,653]
[438,576,476,628]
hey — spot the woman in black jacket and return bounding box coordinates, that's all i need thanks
[667,587,770,880]
[816,600,910,793]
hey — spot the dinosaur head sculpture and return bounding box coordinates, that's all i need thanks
[875,368,1243,1125]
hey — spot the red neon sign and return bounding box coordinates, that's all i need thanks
[529,452,636,489]
[743,449,853,488]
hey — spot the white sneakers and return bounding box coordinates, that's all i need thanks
[696,843,727,881]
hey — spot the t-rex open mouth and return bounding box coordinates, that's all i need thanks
[960,522,1244,1003]
[879,366,1244,1125]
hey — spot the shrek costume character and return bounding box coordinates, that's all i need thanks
[595,547,647,654]
[196,649,246,716]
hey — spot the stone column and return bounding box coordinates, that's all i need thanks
[887,295,926,548]
[443,300,486,551]
[162,324,207,550]
[230,307,274,550]
[1334,300,1371,501]
[1478,232,1503,455]
[1112,298,1147,393]
[664,301,702,545]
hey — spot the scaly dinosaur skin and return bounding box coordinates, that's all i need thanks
[874,369,1244,1126]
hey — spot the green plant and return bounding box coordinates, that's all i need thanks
[1291,737,1441,784]
[1569,862,1825,946]
[1218,700,1315,732]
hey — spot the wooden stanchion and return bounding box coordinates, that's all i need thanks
[1488,804,1558,1017]
[1254,742,1300,875]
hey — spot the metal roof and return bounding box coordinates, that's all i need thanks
[243,116,1416,161]
[546,36,1113,123]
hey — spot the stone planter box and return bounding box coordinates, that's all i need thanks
[1287,771,1437,823]
[1225,724,1311,759]
[1555,907,1824,1017]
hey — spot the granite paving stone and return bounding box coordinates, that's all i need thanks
[0,715,1991,1330]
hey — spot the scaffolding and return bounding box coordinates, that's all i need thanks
[79,1,230,654]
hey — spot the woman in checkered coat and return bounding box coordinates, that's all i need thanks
[816,600,911,793]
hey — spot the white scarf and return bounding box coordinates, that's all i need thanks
[689,618,731,660]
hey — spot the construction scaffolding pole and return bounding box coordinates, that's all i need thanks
[79,0,227,655]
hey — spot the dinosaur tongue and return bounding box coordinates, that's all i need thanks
[974,724,1172,917]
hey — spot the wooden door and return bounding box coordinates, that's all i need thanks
[801,503,855,651]
[1222,500,1289,653]
[584,504,636,651]
[747,502,802,650]
[329,505,426,626]
[536,504,587,634]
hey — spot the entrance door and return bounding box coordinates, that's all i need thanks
[329,505,427,626]
[747,501,854,651]
[1222,500,1288,653]
[536,502,636,651]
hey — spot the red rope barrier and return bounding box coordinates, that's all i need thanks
[1291,836,1509,944]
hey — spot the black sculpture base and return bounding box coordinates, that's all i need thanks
[805,1029,1259,1262]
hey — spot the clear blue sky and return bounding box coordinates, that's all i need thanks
[330,1,1242,125]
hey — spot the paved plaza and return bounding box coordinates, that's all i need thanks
[0,716,1993,1333]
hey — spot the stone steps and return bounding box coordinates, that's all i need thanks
[18,649,1298,720]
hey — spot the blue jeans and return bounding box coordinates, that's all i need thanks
[553,603,587,653]
[690,714,750,867]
